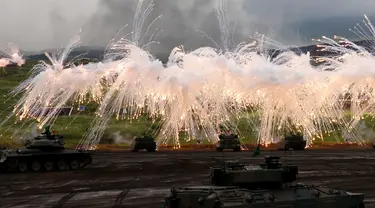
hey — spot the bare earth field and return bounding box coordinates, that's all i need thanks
[1,149,375,208]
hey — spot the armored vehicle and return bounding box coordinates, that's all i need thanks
[276,134,307,150]
[216,133,241,152]
[164,156,365,208]
[130,135,156,152]
[210,156,298,189]
[0,126,92,173]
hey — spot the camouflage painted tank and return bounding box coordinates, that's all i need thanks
[216,133,241,152]
[164,156,365,208]
[276,134,307,151]
[0,126,92,173]
[130,135,156,152]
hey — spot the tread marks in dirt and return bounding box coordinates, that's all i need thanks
[53,192,77,208]
[112,189,130,208]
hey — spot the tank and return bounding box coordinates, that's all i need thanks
[216,133,241,152]
[210,156,298,189]
[0,127,92,173]
[164,156,365,208]
[130,135,156,152]
[276,134,307,150]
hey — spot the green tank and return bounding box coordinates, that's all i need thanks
[277,134,307,150]
[210,156,298,189]
[164,156,365,208]
[216,134,241,152]
[130,135,156,152]
[0,127,92,173]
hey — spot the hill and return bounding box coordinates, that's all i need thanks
[23,40,374,64]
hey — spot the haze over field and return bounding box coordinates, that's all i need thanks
[1,0,375,54]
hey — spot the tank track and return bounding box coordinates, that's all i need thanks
[0,152,92,173]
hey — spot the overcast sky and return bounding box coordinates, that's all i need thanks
[1,0,375,54]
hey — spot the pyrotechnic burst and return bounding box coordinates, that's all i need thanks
[10,35,117,130]
[6,0,375,150]
[312,14,375,140]
[0,42,25,67]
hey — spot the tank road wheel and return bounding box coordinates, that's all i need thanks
[30,160,42,172]
[43,160,54,171]
[81,156,92,168]
[56,160,68,171]
[18,161,28,173]
[69,160,80,170]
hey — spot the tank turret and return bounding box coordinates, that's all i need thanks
[24,133,65,151]
[130,135,156,152]
[277,133,307,150]
[216,133,241,152]
[23,125,66,150]
[164,156,365,208]
[210,156,298,189]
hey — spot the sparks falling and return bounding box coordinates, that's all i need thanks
[6,0,375,150]
[0,42,25,67]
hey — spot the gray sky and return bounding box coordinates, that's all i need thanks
[1,0,375,54]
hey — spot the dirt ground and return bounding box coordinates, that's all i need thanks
[1,149,375,208]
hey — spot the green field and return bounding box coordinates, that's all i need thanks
[0,61,374,148]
